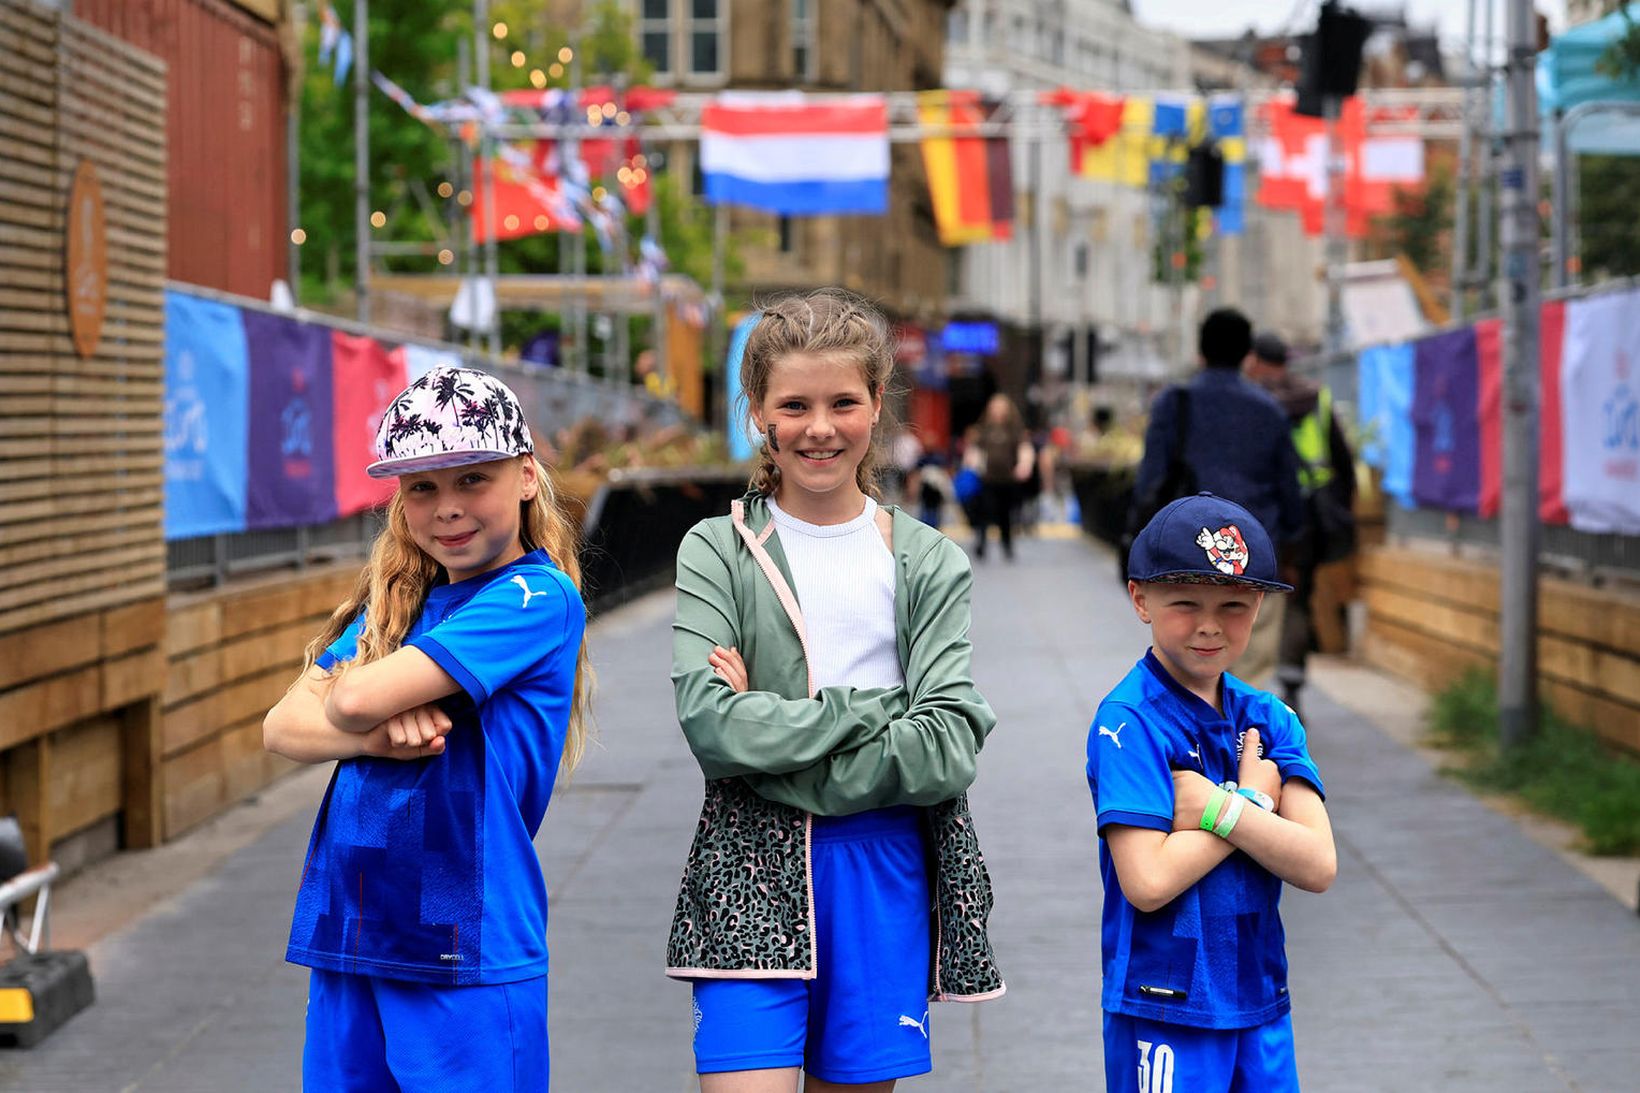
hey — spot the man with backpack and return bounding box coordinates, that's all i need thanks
[1125,309,1306,688]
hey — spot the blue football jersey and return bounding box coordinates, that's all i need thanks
[1086,651,1324,1029]
[286,549,585,985]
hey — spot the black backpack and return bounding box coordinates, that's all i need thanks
[1118,388,1196,580]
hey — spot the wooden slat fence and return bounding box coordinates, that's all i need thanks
[1361,545,1640,756]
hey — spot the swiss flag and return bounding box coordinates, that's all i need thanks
[1257,95,1425,238]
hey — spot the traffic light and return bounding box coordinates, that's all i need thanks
[1296,1,1371,117]
[1184,145,1224,208]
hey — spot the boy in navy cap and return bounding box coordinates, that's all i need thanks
[1086,492,1336,1093]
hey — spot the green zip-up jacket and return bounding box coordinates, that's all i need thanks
[665,493,1005,1000]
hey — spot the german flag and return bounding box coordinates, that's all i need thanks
[917,91,1013,246]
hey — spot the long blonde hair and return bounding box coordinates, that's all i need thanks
[302,456,595,775]
[739,287,897,498]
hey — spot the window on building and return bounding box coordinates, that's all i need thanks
[641,0,671,77]
[778,215,795,254]
[689,0,725,77]
[792,0,816,82]
[947,8,967,44]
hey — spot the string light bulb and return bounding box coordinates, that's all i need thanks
[511,50,526,67]
[370,210,386,228]
[615,110,631,126]
[457,190,473,206]
[549,62,563,78]
[530,68,546,88]
[290,228,307,245]
[437,248,454,265]
[558,46,573,63]
[492,21,507,39]
[601,102,617,119]
[437,181,454,198]
[592,186,607,202]
[504,214,520,231]
[534,215,550,230]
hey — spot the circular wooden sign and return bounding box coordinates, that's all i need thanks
[66,159,108,359]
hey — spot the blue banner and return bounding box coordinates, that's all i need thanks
[724,313,762,462]
[244,311,337,529]
[1357,341,1416,509]
[164,292,249,539]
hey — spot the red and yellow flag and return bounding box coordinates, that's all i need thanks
[918,91,1014,246]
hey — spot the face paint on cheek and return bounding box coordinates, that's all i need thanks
[765,423,780,453]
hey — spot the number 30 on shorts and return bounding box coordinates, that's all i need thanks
[1137,1038,1175,1093]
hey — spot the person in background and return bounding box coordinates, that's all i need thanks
[1128,309,1305,686]
[1244,332,1358,721]
[972,393,1034,561]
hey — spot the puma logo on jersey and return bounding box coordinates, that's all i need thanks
[511,574,551,608]
[1098,722,1126,749]
[898,1011,929,1038]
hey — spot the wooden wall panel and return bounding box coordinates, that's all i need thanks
[1361,545,1640,758]
[0,0,168,862]
[0,1,167,639]
[160,563,355,838]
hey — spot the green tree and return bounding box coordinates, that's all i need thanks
[295,1,462,305]
[1577,154,1640,279]
[1595,2,1640,81]
[1372,158,1454,282]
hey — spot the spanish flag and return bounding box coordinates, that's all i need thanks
[918,90,1014,246]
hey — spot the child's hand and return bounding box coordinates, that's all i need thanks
[1170,769,1217,832]
[377,703,451,754]
[708,645,748,693]
[1238,728,1282,808]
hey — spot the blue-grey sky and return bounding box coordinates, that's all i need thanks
[1132,0,1570,49]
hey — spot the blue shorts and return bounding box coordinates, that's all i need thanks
[692,806,933,1084]
[303,969,549,1092]
[1102,1011,1300,1093]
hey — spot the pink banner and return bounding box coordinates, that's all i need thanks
[331,332,407,516]
[1475,318,1502,518]
[1538,299,1570,525]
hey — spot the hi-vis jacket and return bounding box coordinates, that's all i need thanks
[664,492,1006,1001]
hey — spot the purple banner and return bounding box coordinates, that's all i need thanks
[1411,327,1481,513]
[244,311,337,529]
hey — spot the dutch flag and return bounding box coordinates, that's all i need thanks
[700,92,889,216]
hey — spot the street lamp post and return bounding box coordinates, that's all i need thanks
[1497,0,1542,748]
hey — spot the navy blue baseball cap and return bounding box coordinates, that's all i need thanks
[1127,492,1293,592]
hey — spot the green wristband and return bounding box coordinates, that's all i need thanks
[1213,793,1247,838]
[1199,787,1229,832]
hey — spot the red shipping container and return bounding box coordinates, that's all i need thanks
[73,0,288,300]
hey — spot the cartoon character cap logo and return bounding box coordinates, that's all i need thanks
[1195,524,1250,576]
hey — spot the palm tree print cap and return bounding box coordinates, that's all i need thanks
[367,365,534,478]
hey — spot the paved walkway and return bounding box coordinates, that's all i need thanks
[3,533,1638,1091]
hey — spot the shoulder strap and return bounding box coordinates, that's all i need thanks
[729,499,815,697]
[1169,387,1192,462]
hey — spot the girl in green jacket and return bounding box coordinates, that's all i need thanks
[666,289,1004,1093]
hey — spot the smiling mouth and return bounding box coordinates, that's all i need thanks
[1189,646,1224,657]
[796,450,842,462]
[436,531,477,547]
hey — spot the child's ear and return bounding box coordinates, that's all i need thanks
[519,456,539,501]
[1128,580,1151,624]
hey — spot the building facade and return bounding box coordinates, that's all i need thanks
[944,0,1195,397]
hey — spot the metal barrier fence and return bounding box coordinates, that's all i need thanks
[168,469,754,607]
[1385,505,1640,579]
